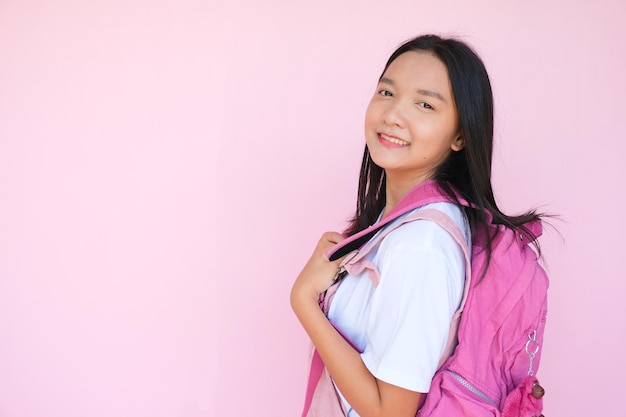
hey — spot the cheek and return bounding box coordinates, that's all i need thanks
[363,113,373,139]
[410,115,456,141]
[364,106,376,135]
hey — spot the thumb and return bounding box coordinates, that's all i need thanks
[322,231,346,245]
[321,232,348,263]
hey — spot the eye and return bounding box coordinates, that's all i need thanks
[378,89,393,97]
[417,102,434,110]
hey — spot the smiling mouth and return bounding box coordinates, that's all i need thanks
[379,133,409,146]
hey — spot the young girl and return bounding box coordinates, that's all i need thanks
[291,34,542,417]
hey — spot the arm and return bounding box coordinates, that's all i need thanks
[291,232,421,417]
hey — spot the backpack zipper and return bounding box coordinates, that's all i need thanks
[445,370,497,407]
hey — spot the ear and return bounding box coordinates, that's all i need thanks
[451,133,466,152]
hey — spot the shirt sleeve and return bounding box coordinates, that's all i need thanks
[360,218,465,393]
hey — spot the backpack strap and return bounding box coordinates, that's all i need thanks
[340,207,472,369]
[405,209,471,309]
[302,349,324,417]
[403,208,472,368]
[302,326,363,417]
[327,179,490,261]
[338,210,441,286]
[304,208,472,416]
[327,180,454,261]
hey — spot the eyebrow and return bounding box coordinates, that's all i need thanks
[379,77,447,103]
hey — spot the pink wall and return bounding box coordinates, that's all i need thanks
[1,1,624,416]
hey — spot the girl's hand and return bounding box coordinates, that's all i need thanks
[291,232,345,304]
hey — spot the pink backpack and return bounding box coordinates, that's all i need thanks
[301,180,549,417]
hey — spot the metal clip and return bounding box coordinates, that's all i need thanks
[332,265,347,284]
[525,329,540,376]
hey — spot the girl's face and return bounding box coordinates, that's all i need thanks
[365,51,465,185]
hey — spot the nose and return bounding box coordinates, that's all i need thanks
[382,100,406,128]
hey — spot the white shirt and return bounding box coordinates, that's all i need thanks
[327,202,470,416]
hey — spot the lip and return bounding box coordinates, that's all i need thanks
[377,132,410,148]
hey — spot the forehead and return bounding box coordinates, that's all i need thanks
[382,51,452,94]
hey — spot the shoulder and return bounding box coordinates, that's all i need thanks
[380,202,469,252]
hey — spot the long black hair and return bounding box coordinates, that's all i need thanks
[345,34,543,264]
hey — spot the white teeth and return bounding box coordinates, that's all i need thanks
[380,133,409,146]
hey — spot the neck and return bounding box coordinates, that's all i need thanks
[382,171,431,218]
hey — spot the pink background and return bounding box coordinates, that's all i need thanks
[1,1,624,416]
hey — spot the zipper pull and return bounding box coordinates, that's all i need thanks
[526,329,540,376]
